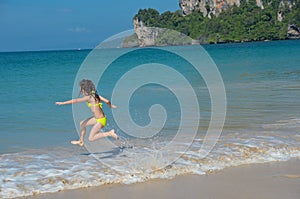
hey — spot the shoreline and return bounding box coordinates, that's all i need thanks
[23,158,300,199]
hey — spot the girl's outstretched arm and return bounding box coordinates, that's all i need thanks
[99,96,117,109]
[56,96,89,105]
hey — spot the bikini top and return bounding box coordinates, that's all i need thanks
[86,102,103,108]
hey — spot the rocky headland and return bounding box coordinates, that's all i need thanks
[122,0,300,47]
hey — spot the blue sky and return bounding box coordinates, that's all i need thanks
[0,0,179,52]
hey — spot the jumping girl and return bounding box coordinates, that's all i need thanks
[56,79,118,146]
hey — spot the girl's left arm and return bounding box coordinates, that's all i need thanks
[99,96,117,109]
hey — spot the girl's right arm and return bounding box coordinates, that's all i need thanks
[56,96,89,105]
[99,95,117,109]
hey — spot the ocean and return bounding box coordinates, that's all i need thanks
[0,40,300,198]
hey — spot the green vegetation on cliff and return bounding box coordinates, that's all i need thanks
[134,0,300,43]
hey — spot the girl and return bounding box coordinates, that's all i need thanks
[56,79,118,146]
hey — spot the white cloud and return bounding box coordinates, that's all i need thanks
[57,8,72,13]
[68,27,91,33]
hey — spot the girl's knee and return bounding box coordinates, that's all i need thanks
[88,136,94,142]
[80,120,85,127]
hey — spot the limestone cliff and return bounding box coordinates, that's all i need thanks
[179,0,242,17]
[133,18,157,47]
[287,24,300,39]
[179,0,298,17]
[179,0,266,17]
[129,18,197,47]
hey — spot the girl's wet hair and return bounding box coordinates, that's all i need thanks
[79,79,100,102]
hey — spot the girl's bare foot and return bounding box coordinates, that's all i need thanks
[109,129,118,140]
[71,140,84,147]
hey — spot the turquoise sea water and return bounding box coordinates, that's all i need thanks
[0,40,300,198]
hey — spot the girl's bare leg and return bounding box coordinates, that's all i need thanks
[88,123,118,142]
[71,117,96,146]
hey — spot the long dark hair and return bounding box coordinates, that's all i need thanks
[79,79,100,102]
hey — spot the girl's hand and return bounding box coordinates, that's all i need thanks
[55,102,64,105]
[110,104,117,109]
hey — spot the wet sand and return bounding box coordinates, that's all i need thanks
[24,158,300,199]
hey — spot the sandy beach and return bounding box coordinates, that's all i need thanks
[23,158,300,199]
